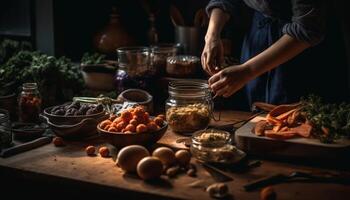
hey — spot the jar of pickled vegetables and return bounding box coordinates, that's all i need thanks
[165,80,213,134]
[18,83,42,123]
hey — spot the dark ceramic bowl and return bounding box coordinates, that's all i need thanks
[41,114,108,140]
[98,120,168,148]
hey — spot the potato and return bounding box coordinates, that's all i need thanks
[175,150,191,166]
[152,147,176,167]
[137,156,163,180]
[117,145,150,173]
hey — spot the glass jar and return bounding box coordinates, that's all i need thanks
[166,55,200,78]
[115,47,154,94]
[165,80,212,134]
[18,83,42,123]
[190,129,237,163]
[150,44,178,76]
[0,109,12,149]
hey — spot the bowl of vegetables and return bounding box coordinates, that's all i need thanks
[42,101,108,139]
[97,106,168,147]
[43,101,106,124]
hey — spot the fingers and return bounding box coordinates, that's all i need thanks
[208,72,220,87]
[210,77,227,93]
[201,51,214,76]
[215,85,230,97]
[206,51,216,75]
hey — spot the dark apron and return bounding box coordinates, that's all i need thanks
[239,11,335,109]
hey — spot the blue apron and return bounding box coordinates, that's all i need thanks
[241,11,310,108]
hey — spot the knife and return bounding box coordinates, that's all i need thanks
[200,161,235,182]
[1,136,52,158]
[244,171,350,191]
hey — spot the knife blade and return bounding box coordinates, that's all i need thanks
[1,136,52,158]
[200,161,235,182]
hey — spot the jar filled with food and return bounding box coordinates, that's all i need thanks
[18,83,42,123]
[0,109,12,149]
[190,129,240,163]
[165,80,212,134]
[115,47,154,94]
[166,55,200,78]
[150,44,178,76]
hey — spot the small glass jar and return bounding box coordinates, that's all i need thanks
[18,83,42,123]
[150,44,178,76]
[190,129,237,163]
[165,80,212,134]
[166,55,200,78]
[0,109,12,149]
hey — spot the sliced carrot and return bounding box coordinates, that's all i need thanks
[265,130,297,139]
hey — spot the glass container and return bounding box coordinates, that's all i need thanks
[166,55,200,78]
[150,44,178,76]
[18,83,42,123]
[0,109,12,149]
[115,47,153,94]
[190,129,238,163]
[165,80,212,134]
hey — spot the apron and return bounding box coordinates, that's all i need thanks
[240,11,327,109]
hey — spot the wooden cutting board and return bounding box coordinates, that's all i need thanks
[235,116,350,160]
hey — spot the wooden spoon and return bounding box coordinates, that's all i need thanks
[170,5,185,26]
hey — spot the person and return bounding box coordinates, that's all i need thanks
[202,0,348,110]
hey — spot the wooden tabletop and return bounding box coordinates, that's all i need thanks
[1,111,349,199]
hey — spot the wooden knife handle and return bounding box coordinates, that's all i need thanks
[252,102,277,112]
[1,136,52,158]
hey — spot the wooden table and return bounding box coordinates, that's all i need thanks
[1,111,349,199]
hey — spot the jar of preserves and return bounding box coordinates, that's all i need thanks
[18,83,42,123]
[0,109,12,149]
[165,80,212,134]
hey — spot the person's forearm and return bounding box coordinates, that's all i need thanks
[244,34,311,78]
[205,8,230,40]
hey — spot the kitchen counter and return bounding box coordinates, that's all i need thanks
[1,111,349,199]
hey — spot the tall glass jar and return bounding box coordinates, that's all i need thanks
[165,80,212,134]
[18,83,42,123]
[0,109,12,149]
[115,47,153,94]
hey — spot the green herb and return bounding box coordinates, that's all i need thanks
[0,50,84,105]
[0,39,32,65]
[81,52,106,65]
[301,95,350,143]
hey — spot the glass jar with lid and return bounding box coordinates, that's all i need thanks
[18,83,42,123]
[0,109,12,149]
[165,80,213,134]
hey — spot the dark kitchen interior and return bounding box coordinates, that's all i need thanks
[1,0,350,199]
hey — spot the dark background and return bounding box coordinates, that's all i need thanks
[0,0,349,105]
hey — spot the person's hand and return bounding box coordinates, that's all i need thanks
[201,36,224,76]
[209,64,253,98]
